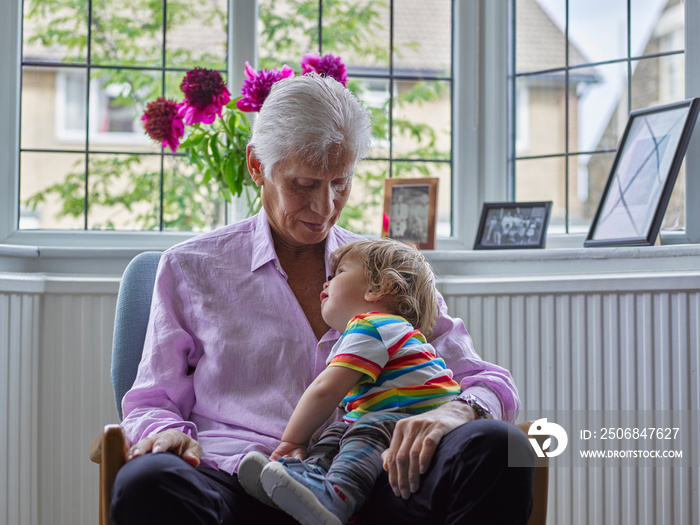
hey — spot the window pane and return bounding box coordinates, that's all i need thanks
[322,0,390,73]
[22,0,88,64]
[166,0,228,70]
[631,0,682,57]
[515,74,566,157]
[569,0,627,66]
[20,152,86,230]
[393,0,451,76]
[354,78,390,157]
[257,0,319,67]
[91,1,163,67]
[631,55,685,111]
[87,154,160,230]
[88,69,161,153]
[21,66,87,151]
[392,80,451,160]
[340,160,389,235]
[569,62,628,153]
[575,151,616,232]
[516,0,566,74]
[164,156,226,232]
[515,157,567,233]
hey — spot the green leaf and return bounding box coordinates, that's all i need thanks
[179,132,208,149]
[223,157,242,197]
[209,135,221,165]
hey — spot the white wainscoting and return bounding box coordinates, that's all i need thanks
[0,292,39,525]
[1,268,699,525]
[1,275,119,525]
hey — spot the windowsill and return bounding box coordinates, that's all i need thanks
[2,234,700,280]
[425,243,700,279]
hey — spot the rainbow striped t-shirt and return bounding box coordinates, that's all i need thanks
[326,313,461,422]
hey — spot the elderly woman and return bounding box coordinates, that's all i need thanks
[111,74,534,524]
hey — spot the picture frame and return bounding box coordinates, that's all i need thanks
[382,177,439,250]
[473,201,552,250]
[584,98,700,248]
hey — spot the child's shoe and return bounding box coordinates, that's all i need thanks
[238,452,277,507]
[238,452,329,509]
[260,460,355,525]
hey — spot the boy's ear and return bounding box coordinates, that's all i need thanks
[364,290,385,303]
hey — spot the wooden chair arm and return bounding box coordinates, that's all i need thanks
[89,425,128,525]
[517,421,549,525]
[89,431,104,463]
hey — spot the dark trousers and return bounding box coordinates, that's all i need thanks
[110,419,535,525]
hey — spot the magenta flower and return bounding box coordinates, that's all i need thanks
[178,68,231,125]
[142,97,185,153]
[236,61,295,112]
[301,53,348,86]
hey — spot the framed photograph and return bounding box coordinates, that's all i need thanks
[585,98,700,247]
[473,201,552,250]
[382,178,439,250]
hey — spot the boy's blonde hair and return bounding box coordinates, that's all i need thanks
[330,238,439,336]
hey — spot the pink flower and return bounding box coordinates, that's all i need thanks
[301,53,348,86]
[236,61,295,112]
[179,68,231,125]
[142,97,185,153]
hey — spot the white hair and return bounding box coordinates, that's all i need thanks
[248,73,372,177]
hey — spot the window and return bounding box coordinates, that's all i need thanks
[19,0,229,233]
[13,0,456,240]
[511,0,688,236]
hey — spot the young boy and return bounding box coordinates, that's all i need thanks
[239,238,461,525]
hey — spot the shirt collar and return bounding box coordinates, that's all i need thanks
[250,208,279,272]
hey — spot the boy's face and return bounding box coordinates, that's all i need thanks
[320,253,383,332]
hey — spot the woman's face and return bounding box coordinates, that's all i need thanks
[248,149,354,248]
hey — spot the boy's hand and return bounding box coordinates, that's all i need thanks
[270,441,308,461]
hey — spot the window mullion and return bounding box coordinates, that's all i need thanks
[0,0,21,243]
[450,0,508,249]
[684,0,700,243]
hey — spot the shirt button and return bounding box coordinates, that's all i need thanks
[275,262,280,270]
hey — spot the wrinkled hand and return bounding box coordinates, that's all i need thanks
[126,428,202,468]
[270,441,308,461]
[381,402,477,499]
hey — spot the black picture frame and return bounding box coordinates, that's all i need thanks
[584,98,700,248]
[473,201,552,250]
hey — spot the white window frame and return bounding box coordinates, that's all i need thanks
[2,0,700,272]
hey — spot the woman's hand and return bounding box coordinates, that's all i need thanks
[126,428,203,468]
[270,441,308,461]
[381,402,478,499]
